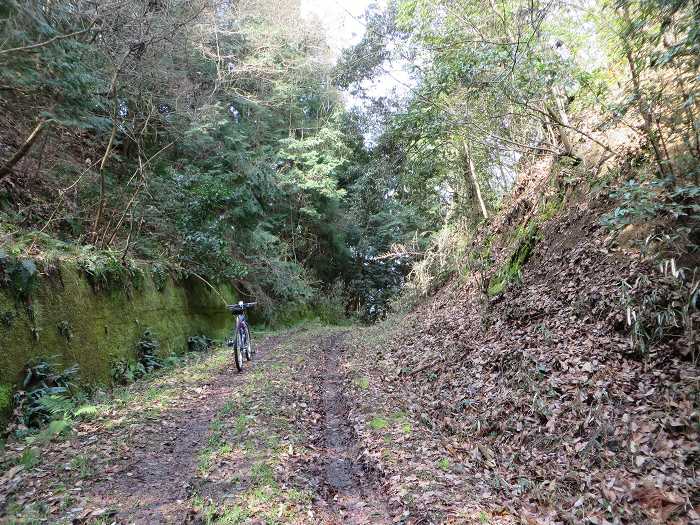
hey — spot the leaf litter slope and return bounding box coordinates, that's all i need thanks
[0,327,392,524]
[343,173,699,524]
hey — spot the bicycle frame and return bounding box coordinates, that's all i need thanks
[226,302,255,371]
[235,312,249,342]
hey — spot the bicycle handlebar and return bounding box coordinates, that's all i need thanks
[226,302,256,311]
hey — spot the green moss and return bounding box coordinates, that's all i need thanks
[0,260,236,431]
[369,416,389,430]
[355,376,369,389]
[488,224,540,297]
[538,196,564,222]
[0,383,12,427]
[437,457,450,471]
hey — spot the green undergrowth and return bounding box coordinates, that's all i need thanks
[12,357,81,431]
[0,233,150,295]
[77,250,144,293]
[598,170,699,357]
[0,229,211,298]
[265,295,352,328]
[0,250,40,301]
[368,411,413,435]
[263,305,354,332]
[538,194,565,223]
[1,343,236,476]
[1,234,348,406]
[2,326,240,445]
[0,231,80,265]
[487,223,541,297]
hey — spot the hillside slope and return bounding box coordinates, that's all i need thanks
[0,156,696,524]
[345,157,699,524]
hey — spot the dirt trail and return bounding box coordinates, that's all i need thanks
[88,335,284,523]
[318,332,390,524]
[0,328,392,524]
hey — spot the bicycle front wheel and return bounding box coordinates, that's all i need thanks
[243,324,253,361]
[234,329,244,372]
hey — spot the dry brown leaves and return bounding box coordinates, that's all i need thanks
[345,192,699,524]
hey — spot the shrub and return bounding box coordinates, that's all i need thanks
[111,330,163,384]
[136,330,162,372]
[12,358,79,429]
[0,250,39,300]
[601,178,699,255]
[151,263,169,292]
[621,260,698,358]
[313,280,347,324]
[77,250,143,293]
[409,222,473,298]
[111,359,147,385]
[187,334,214,352]
[603,176,699,356]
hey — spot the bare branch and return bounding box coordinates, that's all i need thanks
[0,26,95,56]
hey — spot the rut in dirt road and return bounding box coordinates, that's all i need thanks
[318,333,391,524]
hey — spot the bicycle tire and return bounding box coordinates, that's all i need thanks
[243,324,253,361]
[233,323,243,372]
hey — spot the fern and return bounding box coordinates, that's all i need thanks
[37,394,75,418]
[73,404,105,420]
[46,419,72,437]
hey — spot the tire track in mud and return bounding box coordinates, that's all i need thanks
[318,332,391,524]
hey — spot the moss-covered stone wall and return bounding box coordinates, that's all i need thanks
[0,262,235,425]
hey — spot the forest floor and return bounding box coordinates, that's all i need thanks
[2,315,696,525]
[0,326,393,525]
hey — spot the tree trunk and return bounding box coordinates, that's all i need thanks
[620,6,667,176]
[0,119,50,180]
[550,85,573,155]
[91,124,117,243]
[464,142,488,220]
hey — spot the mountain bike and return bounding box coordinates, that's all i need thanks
[226,301,256,372]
